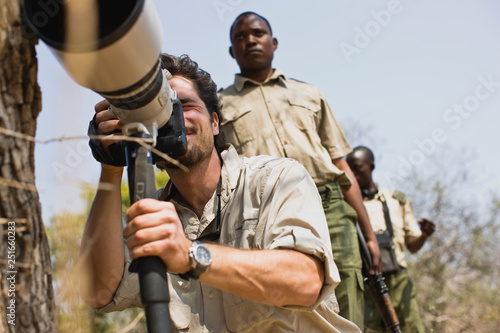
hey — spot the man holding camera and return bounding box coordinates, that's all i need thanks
[346,146,435,332]
[79,53,360,332]
[218,12,381,329]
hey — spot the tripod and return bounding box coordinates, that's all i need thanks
[124,124,172,333]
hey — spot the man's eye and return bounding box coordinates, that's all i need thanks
[182,103,198,111]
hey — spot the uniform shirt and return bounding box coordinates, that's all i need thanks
[218,69,352,190]
[97,145,361,333]
[362,188,423,268]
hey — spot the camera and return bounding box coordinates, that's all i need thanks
[23,0,187,164]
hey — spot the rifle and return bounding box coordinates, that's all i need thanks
[357,224,402,333]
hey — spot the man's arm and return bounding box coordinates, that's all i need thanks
[406,217,435,253]
[79,165,125,308]
[333,157,382,273]
[79,100,127,308]
[203,247,323,307]
[125,199,325,307]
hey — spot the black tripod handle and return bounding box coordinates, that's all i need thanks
[125,134,171,333]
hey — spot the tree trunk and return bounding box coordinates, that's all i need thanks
[0,1,56,332]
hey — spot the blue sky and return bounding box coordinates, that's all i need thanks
[34,0,500,222]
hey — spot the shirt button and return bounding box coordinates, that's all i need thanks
[208,291,214,299]
[188,217,196,225]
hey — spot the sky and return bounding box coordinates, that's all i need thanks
[34,0,500,223]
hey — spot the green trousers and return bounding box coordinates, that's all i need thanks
[364,269,425,333]
[318,182,364,331]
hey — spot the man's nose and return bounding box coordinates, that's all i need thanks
[246,35,257,45]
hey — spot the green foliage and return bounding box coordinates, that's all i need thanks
[48,211,94,332]
[93,308,146,333]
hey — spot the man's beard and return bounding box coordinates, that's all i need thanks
[157,134,214,170]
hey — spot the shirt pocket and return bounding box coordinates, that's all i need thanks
[287,97,320,131]
[222,292,275,332]
[232,218,259,248]
[224,206,260,249]
[221,105,256,148]
[168,276,197,330]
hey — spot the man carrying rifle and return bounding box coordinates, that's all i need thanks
[346,146,435,333]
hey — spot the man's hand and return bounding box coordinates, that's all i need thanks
[418,217,436,237]
[407,217,436,253]
[88,100,128,168]
[365,239,382,274]
[94,100,124,151]
[124,198,193,274]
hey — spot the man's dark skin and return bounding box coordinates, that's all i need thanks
[346,147,436,250]
[228,13,382,272]
[229,14,277,83]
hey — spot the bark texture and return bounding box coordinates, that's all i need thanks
[0,1,56,332]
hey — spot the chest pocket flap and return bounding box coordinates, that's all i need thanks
[287,97,320,112]
[287,97,320,131]
[221,105,252,125]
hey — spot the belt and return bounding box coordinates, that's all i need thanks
[317,181,344,202]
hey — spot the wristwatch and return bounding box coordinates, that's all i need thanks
[180,241,213,280]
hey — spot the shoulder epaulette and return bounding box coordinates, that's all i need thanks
[392,190,407,205]
[287,77,309,84]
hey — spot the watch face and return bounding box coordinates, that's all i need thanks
[195,246,212,266]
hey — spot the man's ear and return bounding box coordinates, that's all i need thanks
[229,46,235,59]
[273,37,278,52]
[212,112,220,135]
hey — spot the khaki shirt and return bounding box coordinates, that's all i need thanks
[218,69,352,190]
[98,145,361,333]
[362,188,422,268]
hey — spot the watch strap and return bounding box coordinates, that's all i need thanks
[179,264,209,280]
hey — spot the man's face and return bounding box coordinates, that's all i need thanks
[229,14,277,73]
[157,76,219,169]
[346,153,373,190]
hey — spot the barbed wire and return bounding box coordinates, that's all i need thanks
[0,127,189,192]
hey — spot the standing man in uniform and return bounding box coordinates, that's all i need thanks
[346,145,435,332]
[218,12,381,329]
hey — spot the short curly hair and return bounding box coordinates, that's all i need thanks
[160,53,226,154]
[229,12,273,41]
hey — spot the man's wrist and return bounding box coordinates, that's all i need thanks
[100,165,124,184]
[179,241,213,280]
[101,164,124,175]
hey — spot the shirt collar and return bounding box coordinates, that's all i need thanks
[158,144,241,205]
[219,144,242,192]
[233,68,287,92]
